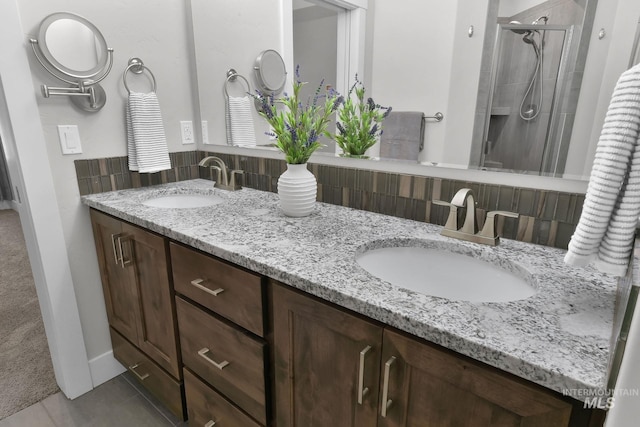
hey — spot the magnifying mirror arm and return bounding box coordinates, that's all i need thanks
[30,39,112,111]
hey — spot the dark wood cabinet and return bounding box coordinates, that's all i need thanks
[90,209,604,427]
[171,242,269,425]
[378,329,572,427]
[271,281,603,427]
[90,209,184,419]
[271,281,383,427]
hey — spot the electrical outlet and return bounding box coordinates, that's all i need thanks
[201,120,209,144]
[180,121,194,145]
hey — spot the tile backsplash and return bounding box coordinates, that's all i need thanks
[75,150,584,249]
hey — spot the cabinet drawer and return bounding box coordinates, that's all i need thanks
[170,242,264,337]
[110,328,186,420]
[184,368,262,427]
[176,297,267,425]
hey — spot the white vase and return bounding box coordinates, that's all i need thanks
[277,163,317,217]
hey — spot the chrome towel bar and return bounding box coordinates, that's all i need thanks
[423,112,444,122]
[123,57,157,94]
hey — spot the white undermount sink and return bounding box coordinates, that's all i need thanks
[356,244,536,303]
[141,194,223,209]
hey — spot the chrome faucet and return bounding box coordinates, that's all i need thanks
[433,188,519,246]
[198,156,243,191]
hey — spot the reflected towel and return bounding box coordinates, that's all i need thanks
[227,95,256,147]
[126,91,171,173]
[379,111,424,161]
[564,63,640,276]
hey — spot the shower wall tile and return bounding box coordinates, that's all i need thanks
[75,150,585,250]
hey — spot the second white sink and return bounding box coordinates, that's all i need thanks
[356,244,536,303]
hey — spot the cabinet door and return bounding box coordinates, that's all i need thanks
[122,223,181,379]
[271,282,383,427]
[90,210,139,344]
[378,329,572,427]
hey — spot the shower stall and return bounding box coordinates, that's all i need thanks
[479,21,575,175]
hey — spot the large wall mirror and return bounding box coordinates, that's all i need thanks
[189,0,640,189]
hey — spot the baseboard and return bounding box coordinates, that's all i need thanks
[88,350,126,388]
[0,200,12,210]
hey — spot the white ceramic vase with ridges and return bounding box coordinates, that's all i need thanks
[277,163,317,217]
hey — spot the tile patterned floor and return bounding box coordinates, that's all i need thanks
[0,373,186,427]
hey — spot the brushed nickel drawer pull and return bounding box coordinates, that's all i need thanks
[190,279,225,297]
[204,421,216,427]
[117,236,132,268]
[198,348,229,370]
[381,356,396,418]
[129,363,149,381]
[110,233,121,265]
[357,345,372,404]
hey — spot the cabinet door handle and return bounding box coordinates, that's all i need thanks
[357,345,372,404]
[198,348,229,370]
[110,233,121,265]
[117,235,133,268]
[381,356,396,418]
[204,421,216,427]
[129,363,149,381]
[190,279,225,297]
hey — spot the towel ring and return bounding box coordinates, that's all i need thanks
[123,57,157,94]
[224,69,250,97]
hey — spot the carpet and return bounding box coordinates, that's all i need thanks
[0,209,58,419]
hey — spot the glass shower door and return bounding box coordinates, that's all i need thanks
[481,23,573,175]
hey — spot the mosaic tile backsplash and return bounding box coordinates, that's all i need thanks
[75,150,584,249]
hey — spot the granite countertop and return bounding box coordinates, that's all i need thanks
[82,179,618,400]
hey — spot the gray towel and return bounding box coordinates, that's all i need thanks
[379,111,424,161]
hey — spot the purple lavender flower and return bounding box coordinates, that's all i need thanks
[307,129,318,146]
[383,106,392,118]
[313,79,325,106]
[332,95,345,112]
[295,64,301,83]
[369,123,378,136]
[367,97,376,111]
[336,122,346,135]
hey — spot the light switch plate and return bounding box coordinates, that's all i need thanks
[57,125,82,154]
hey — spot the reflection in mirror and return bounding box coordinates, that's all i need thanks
[45,18,100,72]
[254,49,287,95]
[479,24,572,174]
[293,0,340,153]
[468,0,597,177]
[189,0,626,184]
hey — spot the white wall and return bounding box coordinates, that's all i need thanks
[369,0,458,164]
[16,0,197,385]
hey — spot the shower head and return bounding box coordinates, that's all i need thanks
[523,32,535,44]
[509,20,529,35]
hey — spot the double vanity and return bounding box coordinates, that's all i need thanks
[82,179,616,426]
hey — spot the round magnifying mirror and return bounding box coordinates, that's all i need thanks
[37,12,109,80]
[254,49,287,95]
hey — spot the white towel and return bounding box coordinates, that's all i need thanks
[227,95,256,147]
[564,63,640,276]
[126,91,171,173]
